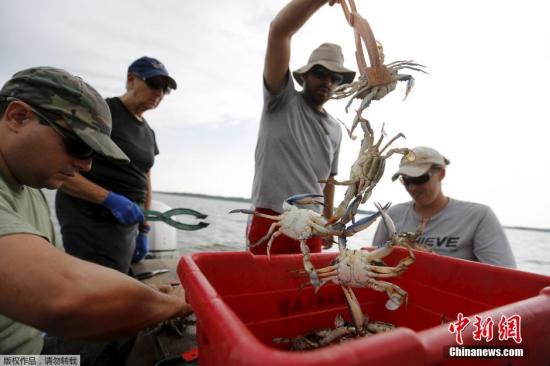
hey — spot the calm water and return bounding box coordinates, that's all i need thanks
[45,191,549,276]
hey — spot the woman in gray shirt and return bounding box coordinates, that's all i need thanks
[372,146,516,268]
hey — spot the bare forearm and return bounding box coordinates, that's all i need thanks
[0,235,188,340]
[48,265,185,339]
[269,0,329,39]
[264,0,333,91]
[59,173,109,204]
[49,277,186,340]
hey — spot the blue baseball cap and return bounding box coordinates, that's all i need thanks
[128,56,177,90]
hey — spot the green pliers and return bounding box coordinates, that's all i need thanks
[143,208,209,231]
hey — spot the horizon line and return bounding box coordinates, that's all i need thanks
[153,190,550,233]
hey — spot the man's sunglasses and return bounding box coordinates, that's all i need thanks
[144,77,171,94]
[2,96,94,159]
[30,105,94,159]
[309,66,345,85]
[400,170,435,186]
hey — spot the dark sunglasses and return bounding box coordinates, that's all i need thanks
[400,170,435,186]
[309,66,345,85]
[144,78,171,94]
[30,105,95,159]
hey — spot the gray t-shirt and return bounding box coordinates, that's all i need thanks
[372,198,517,268]
[251,73,342,213]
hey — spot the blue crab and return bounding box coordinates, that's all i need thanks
[333,0,427,137]
[321,117,414,223]
[230,194,380,287]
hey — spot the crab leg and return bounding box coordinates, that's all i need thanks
[361,255,415,276]
[396,74,415,99]
[366,279,408,310]
[341,286,366,334]
[322,178,357,186]
[331,184,358,222]
[309,221,332,236]
[249,221,280,249]
[390,63,428,73]
[343,208,385,236]
[341,197,361,224]
[387,60,427,69]
[300,240,320,288]
[266,230,283,259]
[319,325,356,345]
[379,134,406,155]
[286,193,324,206]
[375,202,396,238]
[229,208,280,221]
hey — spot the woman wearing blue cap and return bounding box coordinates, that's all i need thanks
[55,56,177,274]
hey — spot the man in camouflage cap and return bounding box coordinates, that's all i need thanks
[0,66,129,166]
[0,67,190,358]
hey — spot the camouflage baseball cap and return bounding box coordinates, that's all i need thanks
[0,66,129,163]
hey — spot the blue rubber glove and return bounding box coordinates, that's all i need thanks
[132,233,149,263]
[101,191,144,225]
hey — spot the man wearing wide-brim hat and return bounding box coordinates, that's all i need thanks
[371,146,516,268]
[248,0,356,255]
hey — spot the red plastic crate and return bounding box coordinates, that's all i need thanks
[177,249,550,365]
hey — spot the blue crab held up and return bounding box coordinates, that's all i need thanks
[230,194,379,287]
[321,117,414,224]
[333,1,427,137]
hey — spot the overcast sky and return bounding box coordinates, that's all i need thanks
[1,0,549,229]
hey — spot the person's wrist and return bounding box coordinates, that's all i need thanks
[139,223,151,234]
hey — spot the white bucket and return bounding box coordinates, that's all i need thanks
[148,200,178,258]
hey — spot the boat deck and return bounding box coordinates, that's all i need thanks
[128,258,198,366]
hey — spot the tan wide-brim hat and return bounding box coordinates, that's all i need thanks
[293,43,356,86]
[392,146,450,181]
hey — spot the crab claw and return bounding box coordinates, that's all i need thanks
[385,293,405,311]
[286,193,324,206]
[375,202,396,238]
[229,208,255,215]
[344,213,380,236]
[344,202,391,236]
[337,235,348,252]
[341,196,361,224]
[300,241,320,288]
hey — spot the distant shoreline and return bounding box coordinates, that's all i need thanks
[155,191,251,204]
[154,191,550,233]
[154,191,377,214]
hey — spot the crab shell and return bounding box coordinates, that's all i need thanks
[330,249,379,287]
[279,208,328,240]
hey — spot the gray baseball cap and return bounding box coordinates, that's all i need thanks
[0,66,129,163]
[392,146,450,181]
